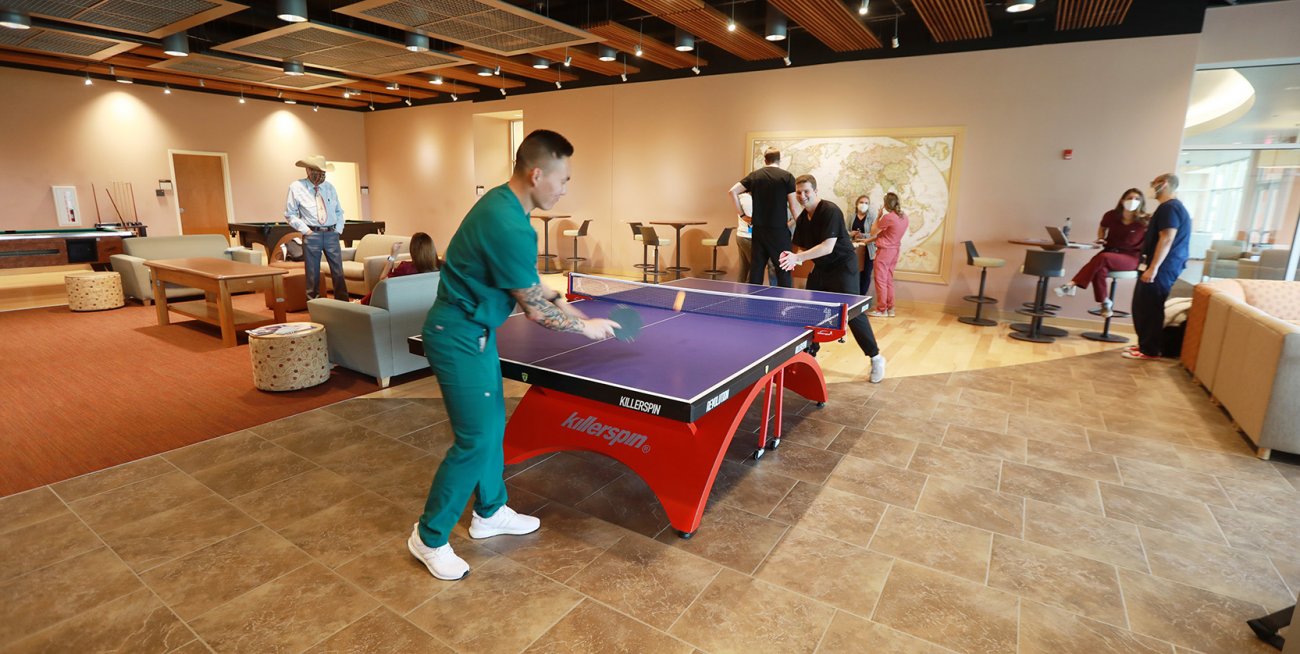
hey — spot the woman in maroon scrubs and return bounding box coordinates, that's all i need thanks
[1055,188,1149,316]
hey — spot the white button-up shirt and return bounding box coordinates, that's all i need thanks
[284,178,344,234]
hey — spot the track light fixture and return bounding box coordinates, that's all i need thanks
[450,93,458,101]
[84,72,93,86]
[430,74,444,85]
[783,56,791,66]
[692,65,700,75]
[494,65,501,76]
[313,104,319,112]
[1006,0,1035,12]
[727,2,736,31]
[239,89,245,104]
[621,56,628,82]
[276,0,307,23]
[556,80,562,89]
[500,87,507,96]
[0,10,32,30]
[342,89,351,98]
[110,65,132,84]
[598,45,617,62]
[277,90,283,99]
[858,0,869,16]
[692,45,701,75]
[635,21,643,57]
[892,14,900,48]
[163,84,171,94]
[405,32,430,52]
[674,28,694,52]
[369,103,375,110]
[283,60,304,76]
[765,7,787,41]
[198,79,205,87]
[564,48,572,67]
[162,32,190,56]
[404,98,412,106]
[784,35,792,66]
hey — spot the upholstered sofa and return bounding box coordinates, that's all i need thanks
[1239,249,1293,280]
[307,271,439,387]
[1181,279,1300,458]
[110,234,262,304]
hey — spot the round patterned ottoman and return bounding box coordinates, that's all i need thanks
[248,322,330,392]
[65,271,125,311]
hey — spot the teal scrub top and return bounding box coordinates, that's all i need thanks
[434,183,541,329]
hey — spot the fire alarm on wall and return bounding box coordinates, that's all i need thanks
[1063,149,1074,160]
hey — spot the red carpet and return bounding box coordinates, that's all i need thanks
[0,296,394,496]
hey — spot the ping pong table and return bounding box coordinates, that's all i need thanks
[409,273,869,538]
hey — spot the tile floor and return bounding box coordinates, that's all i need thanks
[2,353,1298,653]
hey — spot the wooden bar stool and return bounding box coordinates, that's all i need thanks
[957,241,1004,327]
[1010,250,1066,343]
[702,227,735,280]
[1082,270,1138,343]
[639,226,672,284]
[562,219,592,273]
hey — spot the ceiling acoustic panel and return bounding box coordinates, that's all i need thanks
[337,0,599,57]
[215,23,463,77]
[623,0,785,61]
[911,0,991,43]
[149,52,349,90]
[768,0,881,51]
[4,0,246,38]
[0,25,138,60]
[1056,0,1134,30]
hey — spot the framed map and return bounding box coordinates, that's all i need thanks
[746,127,963,284]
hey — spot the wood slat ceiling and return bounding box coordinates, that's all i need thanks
[584,21,696,69]
[448,48,581,83]
[534,47,642,77]
[379,72,482,95]
[623,0,785,61]
[1057,0,1135,30]
[430,65,526,88]
[767,0,882,51]
[912,0,992,43]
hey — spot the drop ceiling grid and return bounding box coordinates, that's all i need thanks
[337,0,598,56]
[214,22,463,77]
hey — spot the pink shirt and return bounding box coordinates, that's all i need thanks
[875,212,908,250]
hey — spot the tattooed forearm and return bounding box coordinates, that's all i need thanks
[510,284,584,333]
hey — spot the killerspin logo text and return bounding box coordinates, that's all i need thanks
[560,412,652,453]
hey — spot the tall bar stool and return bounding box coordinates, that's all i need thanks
[639,225,672,284]
[957,241,1005,327]
[1010,250,1066,344]
[702,227,735,280]
[562,219,592,273]
[1081,270,1138,342]
[629,222,652,282]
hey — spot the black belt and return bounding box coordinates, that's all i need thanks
[308,225,336,232]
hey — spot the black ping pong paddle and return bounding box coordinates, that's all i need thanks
[608,304,643,342]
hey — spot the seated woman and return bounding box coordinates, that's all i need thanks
[358,232,439,305]
[1054,189,1149,316]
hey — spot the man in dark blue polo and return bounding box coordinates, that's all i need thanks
[1125,173,1191,360]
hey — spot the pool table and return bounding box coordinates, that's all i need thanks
[0,227,135,270]
[229,221,386,250]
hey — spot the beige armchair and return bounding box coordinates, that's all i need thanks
[1239,249,1293,280]
[1203,240,1247,279]
[324,233,411,296]
[110,234,261,304]
[307,271,439,387]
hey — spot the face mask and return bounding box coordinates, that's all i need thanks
[1151,183,1165,196]
[1123,199,1141,211]
[857,203,868,213]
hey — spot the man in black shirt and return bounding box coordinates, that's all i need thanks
[780,174,886,383]
[729,147,800,287]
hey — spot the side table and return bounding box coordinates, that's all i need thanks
[248,322,330,391]
[65,271,125,311]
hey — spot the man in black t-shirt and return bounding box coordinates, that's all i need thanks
[729,147,800,287]
[780,174,886,383]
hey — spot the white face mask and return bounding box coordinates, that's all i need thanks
[857,203,868,213]
[1123,199,1141,212]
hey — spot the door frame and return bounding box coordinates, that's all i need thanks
[167,149,235,235]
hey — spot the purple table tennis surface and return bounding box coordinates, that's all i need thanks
[491,277,869,422]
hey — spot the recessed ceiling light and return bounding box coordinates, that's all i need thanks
[477,67,493,77]
[430,74,444,85]
[283,60,304,76]
[533,57,550,69]
[598,46,617,62]
[0,10,32,30]
[675,29,695,52]
[162,32,189,56]
[276,0,307,23]
[1006,0,1035,13]
[766,7,787,41]
[405,32,429,52]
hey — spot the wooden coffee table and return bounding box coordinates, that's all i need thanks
[144,257,287,347]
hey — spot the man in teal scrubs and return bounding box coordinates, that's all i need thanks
[408,130,618,580]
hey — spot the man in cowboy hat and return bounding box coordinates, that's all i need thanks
[285,154,348,301]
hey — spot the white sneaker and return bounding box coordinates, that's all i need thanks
[1054,283,1078,297]
[869,354,887,384]
[407,525,469,580]
[469,505,540,539]
[887,309,896,317]
[867,310,890,318]
[1100,299,1113,318]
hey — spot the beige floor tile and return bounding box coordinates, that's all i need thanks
[508,452,624,507]
[189,562,376,654]
[319,397,412,422]
[305,606,453,654]
[669,568,836,654]
[356,454,441,514]
[4,588,193,654]
[947,370,1017,396]
[312,437,431,489]
[1269,556,1300,597]
[272,421,384,462]
[872,560,1019,654]
[942,424,1027,462]
[1209,504,1300,560]
[755,526,893,616]
[336,532,493,614]
[1139,526,1294,608]
[50,456,176,503]
[97,494,257,573]
[954,387,1027,415]
[1099,483,1226,544]
[868,506,992,582]
[916,476,1023,538]
[0,487,69,537]
[406,556,582,654]
[1024,400,1107,430]
[351,402,449,438]
[908,443,1001,490]
[230,468,366,531]
[67,470,216,533]
[1118,568,1273,654]
[0,512,100,583]
[397,419,455,454]
[574,473,670,538]
[655,502,788,574]
[1009,382,1084,408]
[161,430,272,474]
[1216,475,1300,517]
[988,534,1127,627]
[864,410,948,444]
[862,392,944,421]
[1272,461,1300,493]
[930,402,1010,434]
[1000,461,1103,514]
[894,376,961,401]
[483,503,626,581]
[1102,414,1196,443]
[525,599,694,654]
[779,414,846,449]
[826,456,927,509]
[276,492,411,568]
[815,611,950,654]
[768,482,888,547]
[1175,447,1288,486]
[140,526,311,620]
[567,534,721,630]
[1018,599,1173,654]
[827,427,918,468]
[1115,457,1231,507]
[1026,440,1121,483]
[248,409,343,440]
[1087,430,1184,463]
[741,440,843,485]
[709,459,799,515]
[0,547,143,647]
[188,444,317,500]
[1023,499,1149,572]
[798,400,878,430]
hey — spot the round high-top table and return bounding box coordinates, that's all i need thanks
[1006,239,1100,338]
[531,213,567,275]
[650,220,707,279]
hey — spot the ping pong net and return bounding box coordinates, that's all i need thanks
[567,273,846,332]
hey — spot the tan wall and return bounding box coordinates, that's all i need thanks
[1198,0,1300,66]
[472,115,513,193]
[365,34,1199,318]
[0,67,367,237]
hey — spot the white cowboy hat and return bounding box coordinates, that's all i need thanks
[295,155,335,172]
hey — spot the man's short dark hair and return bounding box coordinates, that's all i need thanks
[763,147,781,165]
[795,174,817,190]
[514,129,574,175]
[1159,173,1180,190]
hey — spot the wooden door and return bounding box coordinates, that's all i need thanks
[173,153,229,235]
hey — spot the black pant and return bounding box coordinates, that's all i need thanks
[749,229,793,288]
[807,261,880,358]
[1131,277,1172,356]
[859,254,873,296]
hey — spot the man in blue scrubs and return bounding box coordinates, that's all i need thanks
[408,130,618,580]
[1125,173,1191,360]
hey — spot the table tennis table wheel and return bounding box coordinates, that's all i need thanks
[766,438,781,451]
[838,337,845,343]
[752,448,765,461]
[678,530,695,540]
[816,402,826,408]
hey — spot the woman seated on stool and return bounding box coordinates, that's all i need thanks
[359,232,439,305]
[1054,188,1149,317]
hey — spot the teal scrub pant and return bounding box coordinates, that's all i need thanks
[416,303,509,547]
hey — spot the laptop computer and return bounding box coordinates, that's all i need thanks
[1046,226,1090,249]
